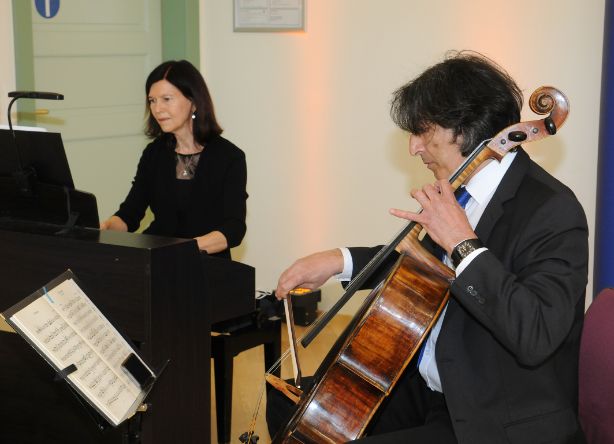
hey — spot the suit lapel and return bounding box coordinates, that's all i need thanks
[442,148,531,325]
[474,148,530,244]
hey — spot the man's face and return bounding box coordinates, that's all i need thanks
[408,125,464,180]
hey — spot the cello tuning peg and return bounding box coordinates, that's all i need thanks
[507,131,528,142]
[544,116,557,135]
[239,431,259,443]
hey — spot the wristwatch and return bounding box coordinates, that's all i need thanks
[451,238,484,268]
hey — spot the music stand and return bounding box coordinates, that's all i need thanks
[0,129,99,229]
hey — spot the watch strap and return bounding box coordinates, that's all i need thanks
[451,238,484,268]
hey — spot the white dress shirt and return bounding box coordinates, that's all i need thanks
[338,151,517,392]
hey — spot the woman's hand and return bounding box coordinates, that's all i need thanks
[100,215,128,232]
[195,231,228,254]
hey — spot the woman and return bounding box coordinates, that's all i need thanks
[101,60,247,259]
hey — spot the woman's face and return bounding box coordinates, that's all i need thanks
[148,79,195,138]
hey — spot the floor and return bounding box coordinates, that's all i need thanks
[210,314,351,444]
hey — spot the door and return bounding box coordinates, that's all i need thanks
[13,0,162,220]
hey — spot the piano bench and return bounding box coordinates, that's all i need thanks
[211,315,281,444]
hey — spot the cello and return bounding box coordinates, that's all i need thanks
[271,86,570,443]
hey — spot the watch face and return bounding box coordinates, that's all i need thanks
[458,241,473,256]
[452,239,482,268]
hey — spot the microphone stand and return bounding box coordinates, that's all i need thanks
[6,91,64,196]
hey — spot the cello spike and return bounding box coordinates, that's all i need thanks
[239,431,260,443]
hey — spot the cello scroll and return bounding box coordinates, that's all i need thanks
[486,86,569,159]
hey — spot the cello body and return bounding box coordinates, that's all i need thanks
[275,236,453,443]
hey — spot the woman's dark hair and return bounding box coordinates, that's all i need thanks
[144,60,223,143]
[391,51,523,156]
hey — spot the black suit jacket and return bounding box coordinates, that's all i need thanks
[349,149,588,444]
[115,134,248,258]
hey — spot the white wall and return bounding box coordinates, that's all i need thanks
[0,2,605,311]
[0,1,15,124]
[200,0,605,313]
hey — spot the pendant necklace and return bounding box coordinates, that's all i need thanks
[175,141,203,179]
[176,152,200,179]
[181,154,194,176]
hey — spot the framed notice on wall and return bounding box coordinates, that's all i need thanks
[234,0,305,32]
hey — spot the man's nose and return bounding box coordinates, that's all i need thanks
[408,135,423,156]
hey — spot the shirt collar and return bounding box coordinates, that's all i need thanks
[464,151,517,206]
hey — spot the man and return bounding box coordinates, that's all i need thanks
[271,52,588,443]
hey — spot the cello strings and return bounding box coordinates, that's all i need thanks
[244,377,267,443]
[244,331,308,440]
[299,138,493,349]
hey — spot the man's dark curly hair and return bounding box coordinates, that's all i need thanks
[390,51,523,156]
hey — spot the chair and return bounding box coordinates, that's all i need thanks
[211,313,281,444]
[579,288,614,444]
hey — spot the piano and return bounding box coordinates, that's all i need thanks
[0,220,255,444]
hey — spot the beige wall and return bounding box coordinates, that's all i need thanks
[0,2,604,311]
[0,1,15,125]
[201,0,605,312]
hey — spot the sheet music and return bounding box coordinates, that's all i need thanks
[5,276,151,426]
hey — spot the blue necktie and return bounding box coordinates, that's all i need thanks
[455,186,471,209]
[419,185,472,364]
[434,186,472,261]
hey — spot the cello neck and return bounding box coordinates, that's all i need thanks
[300,86,569,348]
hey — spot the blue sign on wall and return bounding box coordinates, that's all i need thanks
[34,0,60,19]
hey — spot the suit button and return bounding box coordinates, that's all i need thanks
[466,285,483,302]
